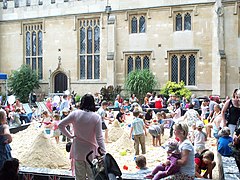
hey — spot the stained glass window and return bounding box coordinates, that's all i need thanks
[171,55,178,83]
[139,16,146,33]
[184,13,191,30]
[127,55,150,74]
[188,55,195,85]
[176,13,182,31]
[131,17,138,33]
[79,19,100,80]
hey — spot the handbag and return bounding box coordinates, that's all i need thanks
[66,141,72,152]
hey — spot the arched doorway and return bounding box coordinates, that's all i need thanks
[54,72,68,93]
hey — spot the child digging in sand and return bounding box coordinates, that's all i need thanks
[148,119,162,146]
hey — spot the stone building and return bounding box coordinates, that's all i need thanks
[0,0,239,98]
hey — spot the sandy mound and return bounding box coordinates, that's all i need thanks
[21,132,70,169]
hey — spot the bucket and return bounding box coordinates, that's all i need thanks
[203,119,208,125]
[45,129,51,135]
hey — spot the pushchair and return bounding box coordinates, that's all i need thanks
[86,147,122,180]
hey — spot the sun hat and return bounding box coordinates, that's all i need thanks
[196,121,204,128]
[164,139,179,153]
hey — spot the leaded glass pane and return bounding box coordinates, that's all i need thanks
[38,57,43,79]
[184,13,191,30]
[94,26,100,53]
[127,56,133,74]
[87,55,92,79]
[80,27,86,54]
[32,31,36,56]
[26,58,30,65]
[38,31,42,56]
[135,56,141,70]
[180,55,187,85]
[15,0,19,8]
[143,56,149,69]
[171,55,178,83]
[94,55,100,79]
[26,32,31,56]
[87,27,92,54]
[80,56,85,79]
[188,55,196,85]
[32,58,36,70]
[176,13,182,31]
[139,16,146,33]
[131,17,138,33]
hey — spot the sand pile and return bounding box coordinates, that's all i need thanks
[20,132,70,169]
[11,124,70,169]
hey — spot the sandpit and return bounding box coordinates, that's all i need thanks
[10,114,219,179]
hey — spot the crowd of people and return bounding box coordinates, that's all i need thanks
[0,89,240,180]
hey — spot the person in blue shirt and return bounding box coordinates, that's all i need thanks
[218,127,233,156]
[129,109,147,155]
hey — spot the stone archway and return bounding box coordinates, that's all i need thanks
[54,72,68,93]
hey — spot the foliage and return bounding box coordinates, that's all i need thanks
[100,85,122,101]
[160,81,192,100]
[8,64,40,103]
[75,95,81,103]
[124,69,157,103]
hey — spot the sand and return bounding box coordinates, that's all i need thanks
[10,114,219,179]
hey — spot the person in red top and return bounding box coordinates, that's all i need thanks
[195,149,216,179]
[155,94,163,109]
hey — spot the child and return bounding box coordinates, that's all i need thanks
[123,100,130,115]
[129,109,147,155]
[218,127,233,156]
[97,101,113,143]
[41,111,52,135]
[148,120,162,146]
[116,107,125,123]
[52,114,61,144]
[135,155,151,175]
[145,139,180,179]
[195,149,216,179]
[156,111,167,136]
[193,121,207,153]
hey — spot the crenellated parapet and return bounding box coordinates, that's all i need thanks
[0,0,215,21]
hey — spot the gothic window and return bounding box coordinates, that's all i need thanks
[175,12,192,31]
[79,18,100,80]
[139,16,146,33]
[170,53,196,86]
[131,16,138,33]
[130,15,146,33]
[176,13,182,31]
[126,54,150,74]
[184,13,191,30]
[24,23,43,79]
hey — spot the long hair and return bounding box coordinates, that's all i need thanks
[79,94,96,112]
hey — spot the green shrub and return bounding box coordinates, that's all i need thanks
[124,69,157,103]
[160,81,192,100]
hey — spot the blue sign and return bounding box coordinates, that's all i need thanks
[0,73,7,80]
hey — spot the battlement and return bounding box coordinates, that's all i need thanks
[0,0,215,21]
